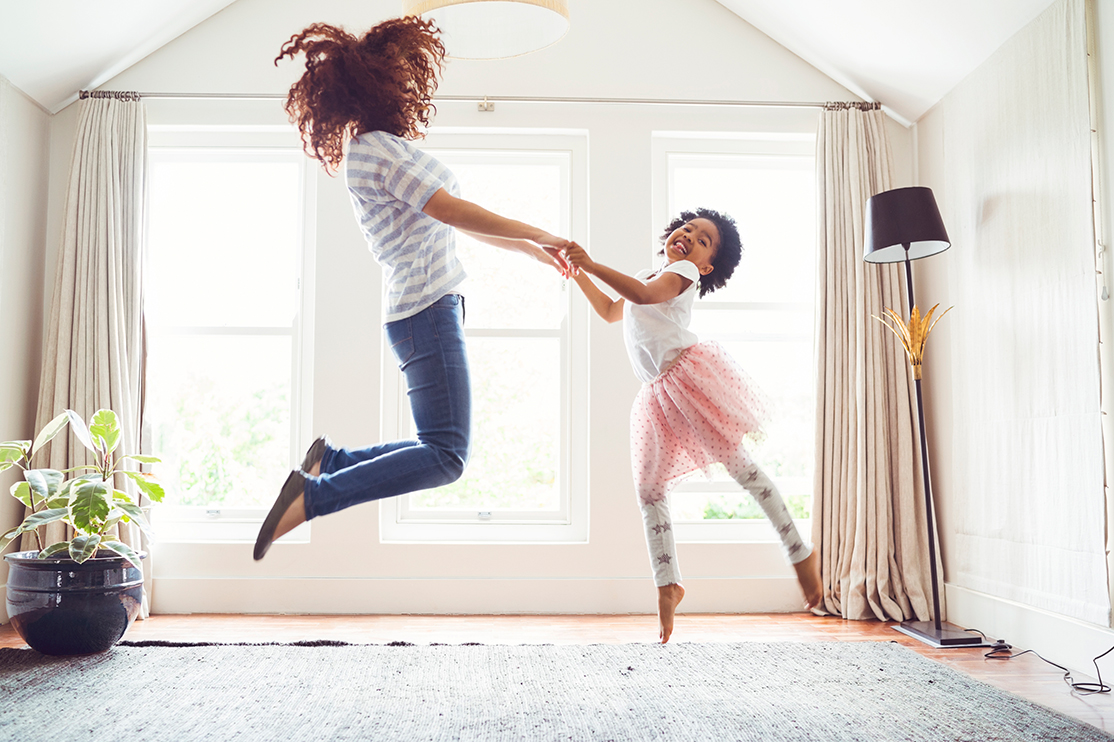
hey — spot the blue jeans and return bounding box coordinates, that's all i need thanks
[302,294,471,519]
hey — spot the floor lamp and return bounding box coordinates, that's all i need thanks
[863,186,982,648]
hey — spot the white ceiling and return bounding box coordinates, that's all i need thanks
[0,0,238,114]
[0,0,1060,121]
[714,0,1059,124]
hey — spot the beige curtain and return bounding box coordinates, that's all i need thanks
[812,103,936,622]
[23,93,149,614]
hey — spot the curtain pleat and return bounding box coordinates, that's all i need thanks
[22,96,149,616]
[812,106,937,622]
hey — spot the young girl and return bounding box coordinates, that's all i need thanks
[563,209,822,642]
[254,17,571,559]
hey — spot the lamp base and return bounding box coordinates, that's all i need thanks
[893,620,990,648]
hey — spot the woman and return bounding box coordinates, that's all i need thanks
[254,17,571,559]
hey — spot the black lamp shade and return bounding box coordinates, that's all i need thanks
[864,186,951,264]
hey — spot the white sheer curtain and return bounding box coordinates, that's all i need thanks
[24,93,149,614]
[934,0,1108,625]
[812,103,937,622]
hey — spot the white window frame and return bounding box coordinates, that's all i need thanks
[379,129,589,544]
[146,125,316,543]
[651,131,815,545]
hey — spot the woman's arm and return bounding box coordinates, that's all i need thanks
[459,230,570,276]
[570,271,625,323]
[423,188,567,249]
[563,244,689,305]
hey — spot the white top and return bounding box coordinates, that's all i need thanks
[622,260,702,383]
[346,130,466,323]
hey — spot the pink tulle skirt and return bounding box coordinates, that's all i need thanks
[630,341,770,486]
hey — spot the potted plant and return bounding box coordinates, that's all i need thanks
[0,409,163,655]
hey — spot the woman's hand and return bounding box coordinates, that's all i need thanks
[536,245,573,277]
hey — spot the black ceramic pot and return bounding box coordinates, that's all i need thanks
[4,549,145,655]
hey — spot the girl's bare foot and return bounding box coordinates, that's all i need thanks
[793,550,823,611]
[657,583,685,643]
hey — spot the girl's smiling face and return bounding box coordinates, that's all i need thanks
[665,218,720,276]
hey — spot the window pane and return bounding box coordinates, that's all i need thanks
[147,335,292,508]
[408,337,560,511]
[147,158,301,328]
[435,155,567,330]
[670,155,814,305]
[667,151,815,522]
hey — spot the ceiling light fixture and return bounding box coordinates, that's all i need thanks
[403,0,569,60]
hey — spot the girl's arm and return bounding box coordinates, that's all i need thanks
[571,270,625,323]
[564,244,689,305]
[458,230,570,276]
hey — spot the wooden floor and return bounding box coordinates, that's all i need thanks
[3,612,1112,733]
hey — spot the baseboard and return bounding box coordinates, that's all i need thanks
[151,576,805,615]
[945,583,1114,680]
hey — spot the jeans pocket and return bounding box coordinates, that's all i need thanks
[386,319,415,366]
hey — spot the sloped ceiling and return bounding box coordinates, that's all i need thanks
[0,0,238,114]
[0,0,1061,121]
[715,0,1059,124]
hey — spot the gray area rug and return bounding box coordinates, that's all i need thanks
[0,640,1108,741]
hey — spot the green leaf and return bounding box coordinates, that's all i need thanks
[66,409,96,455]
[89,409,121,455]
[122,471,165,503]
[0,461,18,475]
[21,507,69,530]
[70,480,110,533]
[0,527,22,554]
[29,412,70,460]
[0,444,27,465]
[10,481,33,508]
[24,469,64,505]
[45,497,69,509]
[69,534,101,563]
[100,540,142,569]
[113,488,131,502]
[118,454,161,465]
[114,501,154,539]
[38,542,70,559]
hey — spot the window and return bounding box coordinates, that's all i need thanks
[379,130,588,543]
[652,133,816,543]
[145,126,316,542]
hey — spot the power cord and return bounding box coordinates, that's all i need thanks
[964,627,1113,694]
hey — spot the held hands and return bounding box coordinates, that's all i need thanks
[561,242,594,276]
[531,231,574,277]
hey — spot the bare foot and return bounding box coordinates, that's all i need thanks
[272,494,306,540]
[657,583,685,644]
[793,550,823,611]
[307,462,321,477]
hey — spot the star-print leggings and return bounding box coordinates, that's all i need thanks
[636,448,811,587]
[627,341,811,587]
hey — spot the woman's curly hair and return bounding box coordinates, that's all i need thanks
[275,17,446,173]
[657,208,743,298]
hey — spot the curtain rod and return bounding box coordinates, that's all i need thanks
[80,90,878,111]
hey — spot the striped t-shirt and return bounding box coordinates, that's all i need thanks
[346,130,465,323]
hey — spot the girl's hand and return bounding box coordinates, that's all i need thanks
[562,243,595,274]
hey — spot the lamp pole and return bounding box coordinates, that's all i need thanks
[904,247,943,634]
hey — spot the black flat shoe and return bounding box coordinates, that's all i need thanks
[301,435,329,475]
[254,470,307,561]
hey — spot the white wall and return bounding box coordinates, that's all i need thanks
[0,77,51,620]
[54,0,915,615]
[917,0,1114,677]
